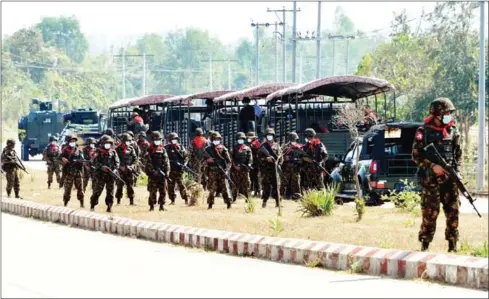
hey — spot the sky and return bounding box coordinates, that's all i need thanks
[1,1,486,49]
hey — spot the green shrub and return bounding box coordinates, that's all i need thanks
[458,241,489,258]
[269,216,284,236]
[354,197,366,222]
[382,179,421,214]
[297,184,338,217]
[135,173,148,187]
[244,197,256,214]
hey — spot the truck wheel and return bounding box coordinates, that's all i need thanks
[21,143,30,161]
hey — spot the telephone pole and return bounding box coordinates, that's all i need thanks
[292,1,298,82]
[142,53,154,95]
[114,50,152,98]
[251,21,272,85]
[201,58,238,90]
[477,0,486,190]
[328,34,355,76]
[316,1,322,79]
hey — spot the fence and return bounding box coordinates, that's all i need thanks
[459,163,488,195]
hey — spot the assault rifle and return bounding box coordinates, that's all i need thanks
[205,147,236,188]
[91,165,125,184]
[5,154,29,174]
[259,143,288,185]
[157,167,173,183]
[290,147,331,176]
[423,143,482,218]
[172,161,199,179]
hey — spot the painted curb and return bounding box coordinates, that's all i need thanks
[2,198,488,290]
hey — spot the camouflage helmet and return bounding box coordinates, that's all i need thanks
[49,136,58,142]
[212,131,222,140]
[195,128,204,136]
[139,131,147,137]
[236,132,246,140]
[100,135,114,144]
[304,128,316,137]
[206,130,215,138]
[126,131,135,138]
[265,128,275,136]
[288,132,299,141]
[104,128,115,136]
[429,98,456,115]
[246,131,256,138]
[168,132,179,141]
[6,138,15,145]
[121,133,133,142]
[67,135,78,142]
[85,137,96,145]
[151,131,163,140]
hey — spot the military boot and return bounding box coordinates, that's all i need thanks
[63,199,68,207]
[129,197,135,205]
[159,204,166,211]
[448,240,457,253]
[90,204,95,211]
[48,182,51,189]
[207,203,213,210]
[7,192,11,198]
[226,200,231,209]
[149,204,155,211]
[80,200,85,208]
[106,204,112,213]
[169,200,175,205]
[116,198,121,205]
[262,200,267,208]
[421,241,430,251]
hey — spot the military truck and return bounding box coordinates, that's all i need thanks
[56,108,105,146]
[18,98,65,161]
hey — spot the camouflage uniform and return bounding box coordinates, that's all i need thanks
[145,131,170,211]
[115,134,138,205]
[257,128,283,208]
[126,131,141,187]
[412,98,462,252]
[82,138,96,192]
[230,132,253,202]
[42,136,61,189]
[1,139,21,198]
[59,135,71,188]
[362,106,378,131]
[280,132,303,200]
[302,128,328,191]
[90,136,120,212]
[247,131,262,197]
[59,136,85,207]
[165,132,189,205]
[203,132,232,209]
[189,128,207,189]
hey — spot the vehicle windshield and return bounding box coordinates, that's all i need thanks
[366,127,418,158]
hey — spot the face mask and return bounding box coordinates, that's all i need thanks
[171,139,178,145]
[51,141,56,145]
[90,144,95,148]
[442,115,452,124]
[247,138,252,143]
[304,138,309,143]
[237,139,244,145]
[266,135,274,141]
[291,142,297,145]
[104,143,111,149]
[154,140,162,146]
[213,140,220,146]
[125,141,131,146]
[69,142,76,147]
[244,103,249,106]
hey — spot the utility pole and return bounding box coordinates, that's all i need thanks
[114,50,152,98]
[316,1,321,79]
[345,36,355,75]
[275,22,279,82]
[299,51,303,84]
[251,21,272,85]
[328,34,355,76]
[142,53,146,96]
[292,1,298,82]
[477,0,486,191]
[201,58,238,90]
[122,49,125,98]
[296,31,321,80]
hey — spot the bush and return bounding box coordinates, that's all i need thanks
[458,241,489,258]
[297,184,338,217]
[244,197,256,214]
[354,197,366,222]
[382,179,421,214]
[135,173,148,187]
[183,172,202,206]
[269,216,284,236]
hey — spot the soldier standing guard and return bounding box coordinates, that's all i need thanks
[189,128,207,189]
[115,133,138,205]
[247,131,261,197]
[59,135,71,188]
[59,136,85,207]
[301,128,328,191]
[82,137,96,192]
[412,98,462,252]
[145,131,170,211]
[42,135,61,189]
[126,131,140,187]
[203,132,232,209]
[1,139,21,198]
[90,136,120,212]
[165,132,189,205]
[257,128,283,208]
[230,132,253,203]
[280,132,303,200]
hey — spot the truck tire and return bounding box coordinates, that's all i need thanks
[21,143,29,161]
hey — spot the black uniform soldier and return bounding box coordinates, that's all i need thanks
[280,132,303,200]
[412,98,462,252]
[203,132,232,209]
[1,139,21,198]
[115,133,138,205]
[59,135,85,207]
[165,132,190,205]
[247,131,261,197]
[302,128,328,191]
[257,128,283,208]
[145,131,170,211]
[82,137,96,192]
[42,135,61,189]
[90,135,120,212]
[230,132,253,203]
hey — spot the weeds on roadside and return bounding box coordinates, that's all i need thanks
[183,172,202,206]
[297,184,338,217]
[135,173,148,187]
[350,260,363,274]
[458,241,489,258]
[269,216,284,236]
[244,197,256,213]
[354,197,365,222]
[382,179,421,215]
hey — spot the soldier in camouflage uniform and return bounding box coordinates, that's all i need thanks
[59,135,71,188]
[42,135,61,189]
[247,131,261,197]
[165,132,189,205]
[126,131,141,187]
[82,137,96,192]
[1,139,21,198]
[230,132,253,203]
[361,106,378,131]
[90,135,120,212]
[59,136,85,207]
[203,132,232,209]
[257,128,283,208]
[412,98,462,252]
[280,132,303,200]
[115,133,138,205]
[189,128,207,189]
[145,131,170,211]
[301,128,328,191]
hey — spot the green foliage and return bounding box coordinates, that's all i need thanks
[244,198,256,214]
[458,241,488,258]
[381,179,421,214]
[135,173,148,187]
[297,185,338,217]
[354,197,366,222]
[268,216,284,236]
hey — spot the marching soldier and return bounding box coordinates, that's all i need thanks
[257,128,283,208]
[230,132,253,203]
[42,135,61,189]
[189,128,207,189]
[280,132,303,200]
[59,135,71,188]
[203,132,232,209]
[412,98,462,252]
[165,132,189,205]
[59,136,85,207]
[82,137,96,192]
[90,135,120,212]
[137,131,151,157]
[115,133,138,205]
[1,139,21,198]
[302,128,328,191]
[145,131,170,211]
[247,131,261,197]
[126,131,140,187]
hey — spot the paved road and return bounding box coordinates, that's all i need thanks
[2,213,487,298]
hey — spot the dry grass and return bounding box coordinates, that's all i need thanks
[2,169,488,255]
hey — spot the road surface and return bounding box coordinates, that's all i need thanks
[2,213,487,298]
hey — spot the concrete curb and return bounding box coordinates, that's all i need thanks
[2,198,488,290]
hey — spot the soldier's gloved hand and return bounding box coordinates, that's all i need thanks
[303,157,313,163]
[120,166,126,172]
[61,158,69,165]
[432,164,448,177]
[266,157,274,163]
